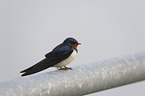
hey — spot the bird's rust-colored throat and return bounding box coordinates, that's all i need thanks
[72,40,80,49]
[72,44,78,49]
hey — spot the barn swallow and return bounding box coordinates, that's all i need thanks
[20,37,81,76]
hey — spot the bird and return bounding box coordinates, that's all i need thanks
[20,37,81,76]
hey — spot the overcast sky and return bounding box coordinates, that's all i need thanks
[0,0,145,96]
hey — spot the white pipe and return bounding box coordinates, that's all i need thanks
[0,52,145,96]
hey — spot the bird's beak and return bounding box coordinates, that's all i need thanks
[77,43,81,45]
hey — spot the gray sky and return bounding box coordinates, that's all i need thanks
[0,0,145,96]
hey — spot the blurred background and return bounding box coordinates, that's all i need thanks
[0,0,145,96]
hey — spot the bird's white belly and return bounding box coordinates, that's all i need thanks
[54,50,77,67]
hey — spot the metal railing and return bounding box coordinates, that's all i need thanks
[0,52,145,96]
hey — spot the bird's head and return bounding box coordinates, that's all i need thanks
[63,37,81,49]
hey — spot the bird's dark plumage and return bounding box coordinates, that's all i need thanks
[20,37,80,76]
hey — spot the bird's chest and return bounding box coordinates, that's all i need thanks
[54,50,77,67]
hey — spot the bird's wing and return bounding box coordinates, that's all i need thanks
[20,46,73,76]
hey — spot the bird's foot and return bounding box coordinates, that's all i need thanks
[63,66,72,70]
[58,66,72,70]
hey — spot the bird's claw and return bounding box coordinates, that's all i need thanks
[64,66,72,70]
[58,66,72,70]
[64,67,72,70]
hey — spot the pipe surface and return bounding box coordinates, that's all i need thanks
[0,52,145,96]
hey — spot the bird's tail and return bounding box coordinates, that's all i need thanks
[20,58,50,76]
